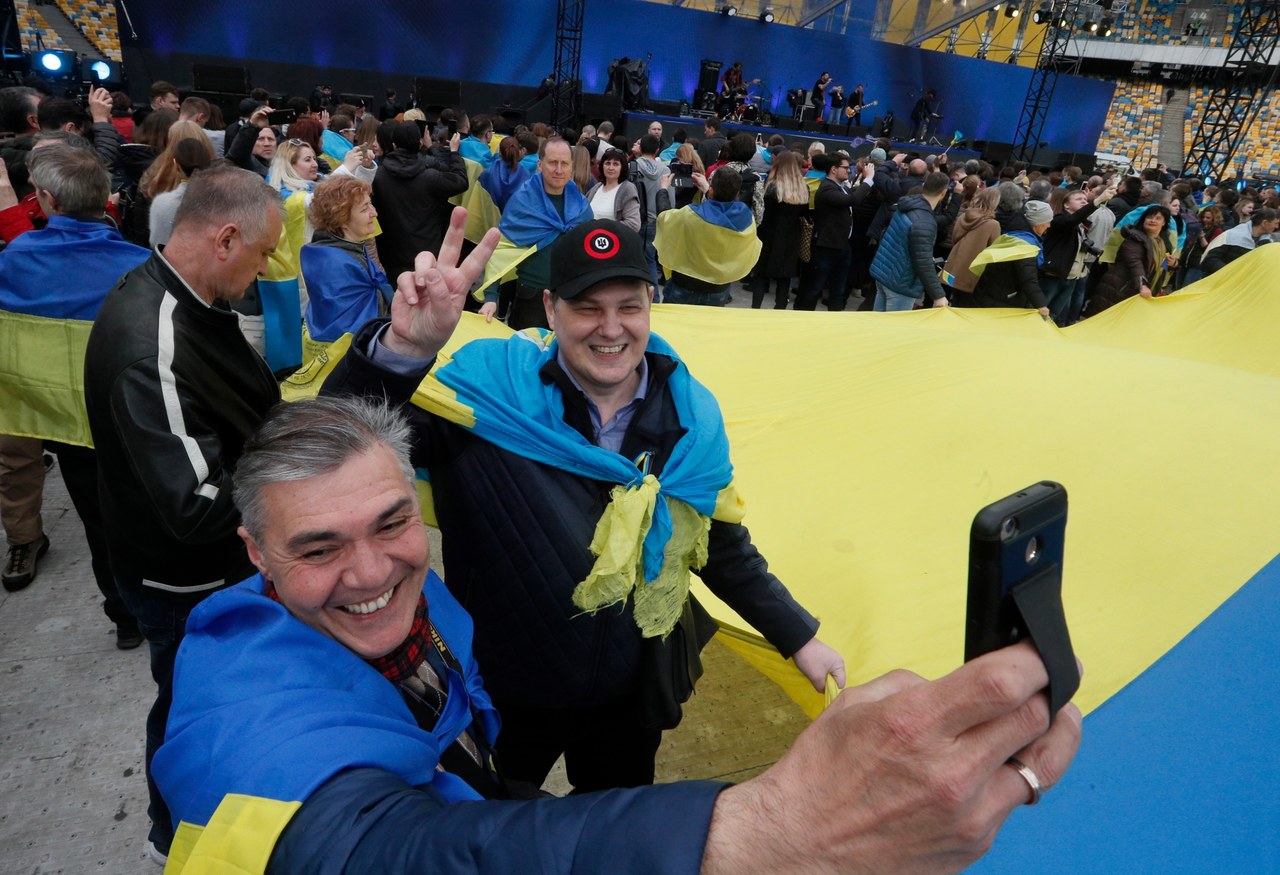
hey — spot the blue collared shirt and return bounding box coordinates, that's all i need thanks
[556,351,649,454]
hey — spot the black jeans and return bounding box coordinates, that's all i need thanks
[752,277,791,309]
[797,245,852,311]
[115,582,199,851]
[494,693,663,794]
[44,442,134,629]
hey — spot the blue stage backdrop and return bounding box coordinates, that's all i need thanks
[124,0,1113,153]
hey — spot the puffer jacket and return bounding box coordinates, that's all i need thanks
[870,194,944,300]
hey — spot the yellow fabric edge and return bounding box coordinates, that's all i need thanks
[164,795,301,874]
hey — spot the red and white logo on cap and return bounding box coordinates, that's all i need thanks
[584,228,621,260]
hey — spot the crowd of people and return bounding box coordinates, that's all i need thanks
[2,68,1271,872]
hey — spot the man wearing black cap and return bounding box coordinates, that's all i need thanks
[371,121,468,286]
[402,218,845,795]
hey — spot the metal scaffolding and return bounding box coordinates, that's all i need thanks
[1182,0,1280,182]
[1011,0,1084,163]
[551,0,587,133]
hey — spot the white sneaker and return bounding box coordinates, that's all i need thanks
[145,840,169,867]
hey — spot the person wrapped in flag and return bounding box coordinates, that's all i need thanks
[476,137,593,330]
[967,199,1055,317]
[652,167,762,306]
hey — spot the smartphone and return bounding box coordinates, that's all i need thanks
[964,481,1067,662]
[271,108,299,125]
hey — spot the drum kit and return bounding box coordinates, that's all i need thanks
[730,94,760,122]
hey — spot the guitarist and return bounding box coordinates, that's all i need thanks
[719,62,760,118]
[843,84,878,133]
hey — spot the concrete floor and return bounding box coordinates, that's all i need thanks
[0,415,811,872]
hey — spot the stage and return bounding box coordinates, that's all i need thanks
[621,112,982,165]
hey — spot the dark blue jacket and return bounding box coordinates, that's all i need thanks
[410,353,819,712]
[870,194,945,301]
[269,768,725,873]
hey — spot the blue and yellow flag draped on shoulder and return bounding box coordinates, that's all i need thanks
[475,173,592,299]
[653,200,761,285]
[963,230,1042,279]
[450,156,504,246]
[418,328,744,638]
[155,570,497,874]
[258,191,309,370]
[0,216,149,446]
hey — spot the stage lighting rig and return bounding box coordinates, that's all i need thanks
[1032,3,1052,24]
[721,5,738,16]
[1004,2,1021,18]
[1099,16,1114,36]
[1083,19,1099,33]
[760,7,774,22]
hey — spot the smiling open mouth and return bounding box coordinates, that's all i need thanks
[591,344,625,355]
[338,583,397,615]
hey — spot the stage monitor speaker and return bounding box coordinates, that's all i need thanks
[773,116,799,132]
[981,141,1014,164]
[697,59,723,96]
[413,76,462,110]
[649,99,682,117]
[801,119,826,133]
[693,89,716,114]
[581,92,621,125]
[192,63,250,94]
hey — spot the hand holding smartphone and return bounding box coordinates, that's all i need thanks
[965,481,1080,718]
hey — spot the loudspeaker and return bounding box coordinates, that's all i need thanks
[192,63,249,93]
[581,92,620,125]
[801,119,826,133]
[773,116,800,131]
[981,141,1014,164]
[693,89,716,114]
[413,76,462,110]
[697,59,722,95]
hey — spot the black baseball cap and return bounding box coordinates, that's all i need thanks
[549,219,653,299]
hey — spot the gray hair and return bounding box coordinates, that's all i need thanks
[32,130,92,151]
[997,180,1027,212]
[172,163,283,246]
[1028,179,1053,202]
[26,143,109,216]
[233,396,416,540]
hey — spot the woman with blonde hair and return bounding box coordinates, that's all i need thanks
[751,150,810,309]
[672,142,705,209]
[140,121,215,201]
[570,144,594,192]
[941,186,1001,302]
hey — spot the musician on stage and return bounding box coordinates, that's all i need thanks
[719,61,759,119]
[910,89,941,143]
[810,71,832,121]
[827,85,845,127]
[847,84,867,127]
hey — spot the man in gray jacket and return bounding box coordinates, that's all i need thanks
[629,134,667,288]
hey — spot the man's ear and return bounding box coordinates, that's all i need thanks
[212,223,238,262]
[542,289,556,329]
[238,526,271,579]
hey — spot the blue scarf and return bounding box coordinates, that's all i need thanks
[497,173,592,247]
[433,330,733,586]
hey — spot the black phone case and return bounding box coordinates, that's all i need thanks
[965,482,1080,718]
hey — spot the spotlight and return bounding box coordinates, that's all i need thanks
[721,4,737,16]
[1032,3,1052,24]
[1005,2,1020,17]
[1099,16,1114,36]
[1055,10,1071,28]
[32,49,76,76]
[1084,19,1099,33]
[760,8,775,22]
